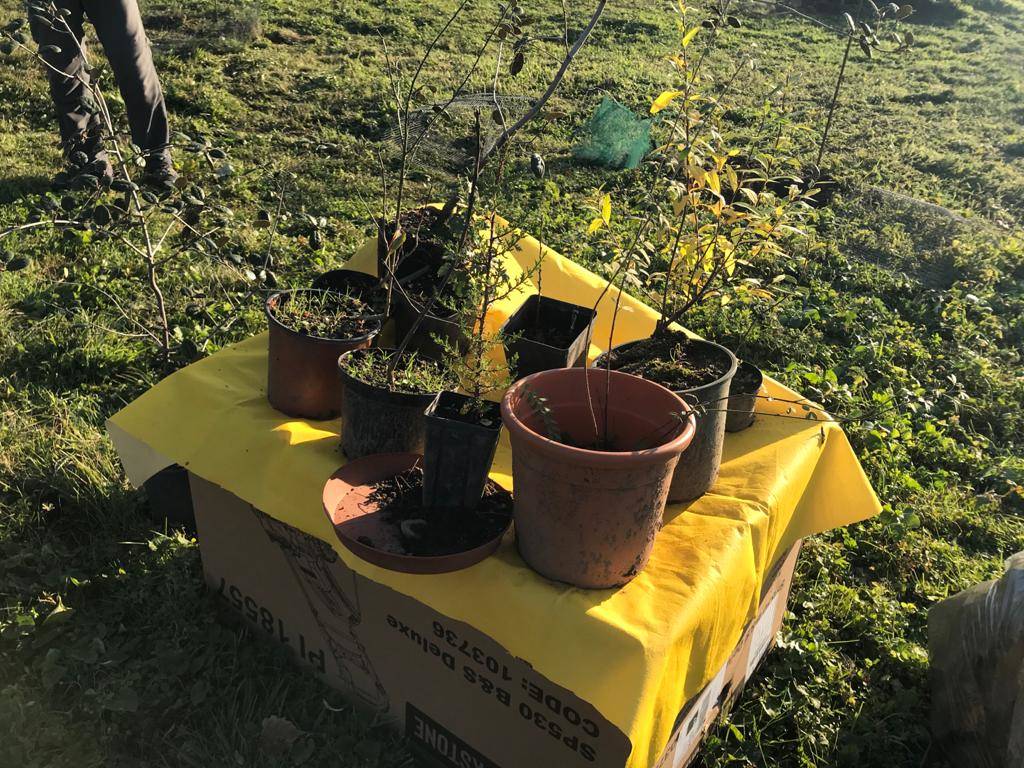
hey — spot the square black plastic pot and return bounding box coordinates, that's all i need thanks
[391,289,468,360]
[501,295,597,380]
[422,392,502,511]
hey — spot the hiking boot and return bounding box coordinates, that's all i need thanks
[140,151,179,193]
[54,132,113,190]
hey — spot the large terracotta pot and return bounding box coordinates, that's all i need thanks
[501,368,696,589]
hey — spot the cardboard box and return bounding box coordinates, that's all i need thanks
[654,544,799,768]
[189,473,800,768]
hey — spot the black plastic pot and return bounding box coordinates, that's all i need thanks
[337,349,444,459]
[595,337,737,502]
[501,295,598,380]
[376,207,451,282]
[142,464,195,533]
[422,392,502,511]
[311,268,387,315]
[725,360,764,433]
[266,291,381,420]
[391,281,468,360]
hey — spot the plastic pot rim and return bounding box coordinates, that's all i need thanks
[337,347,446,408]
[266,289,382,345]
[500,294,598,355]
[425,391,503,433]
[732,359,765,396]
[594,335,739,398]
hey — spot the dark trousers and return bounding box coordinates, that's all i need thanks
[29,0,169,154]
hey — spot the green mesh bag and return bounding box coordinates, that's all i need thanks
[573,96,652,170]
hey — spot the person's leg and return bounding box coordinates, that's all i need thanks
[27,0,95,145]
[83,0,169,158]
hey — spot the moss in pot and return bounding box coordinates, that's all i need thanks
[266,288,381,420]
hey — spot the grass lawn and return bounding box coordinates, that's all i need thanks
[1,0,1023,765]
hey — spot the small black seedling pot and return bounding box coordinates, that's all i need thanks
[725,360,764,433]
[422,391,502,511]
[392,289,467,360]
[501,295,597,380]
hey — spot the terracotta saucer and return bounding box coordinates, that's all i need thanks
[322,452,511,575]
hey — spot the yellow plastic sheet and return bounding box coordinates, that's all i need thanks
[107,230,880,768]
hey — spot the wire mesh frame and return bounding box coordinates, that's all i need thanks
[380,93,534,176]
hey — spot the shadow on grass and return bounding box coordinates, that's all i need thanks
[0,174,52,204]
[0,508,410,768]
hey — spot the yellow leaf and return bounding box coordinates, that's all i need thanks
[725,165,738,191]
[600,193,611,225]
[706,171,721,196]
[682,26,700,48]
[588,217,604,234]
[686,164,706,184]
[724,250,736,276]
[651,89,685,115]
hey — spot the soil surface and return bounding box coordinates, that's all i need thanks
[362,467,512,557]
[270,289,376,340]
[314,272,388,314]
[516,319,580,348]
[399,268,463,317]
[508,297,593,349]
[732,363,763,395]
[432,394,501,429]
[604,332,732,392]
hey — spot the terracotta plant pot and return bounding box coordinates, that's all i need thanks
[501,368,696,589]
[422,392,502,511]
[323,453,512,575]
[501,294,598,380]
[594,337,737,502]
[337,349,444,459]
[266,290,381,420]
[725,360,764,433]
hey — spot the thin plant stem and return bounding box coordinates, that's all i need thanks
[817,33,854,167]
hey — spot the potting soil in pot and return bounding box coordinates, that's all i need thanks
[363,467,512,557]
[603,333,731,391]
[270,290,377,340]
[731,361,762,395]
[515,311,584,348]
[400,270,463,317]
[339,348,453,394]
